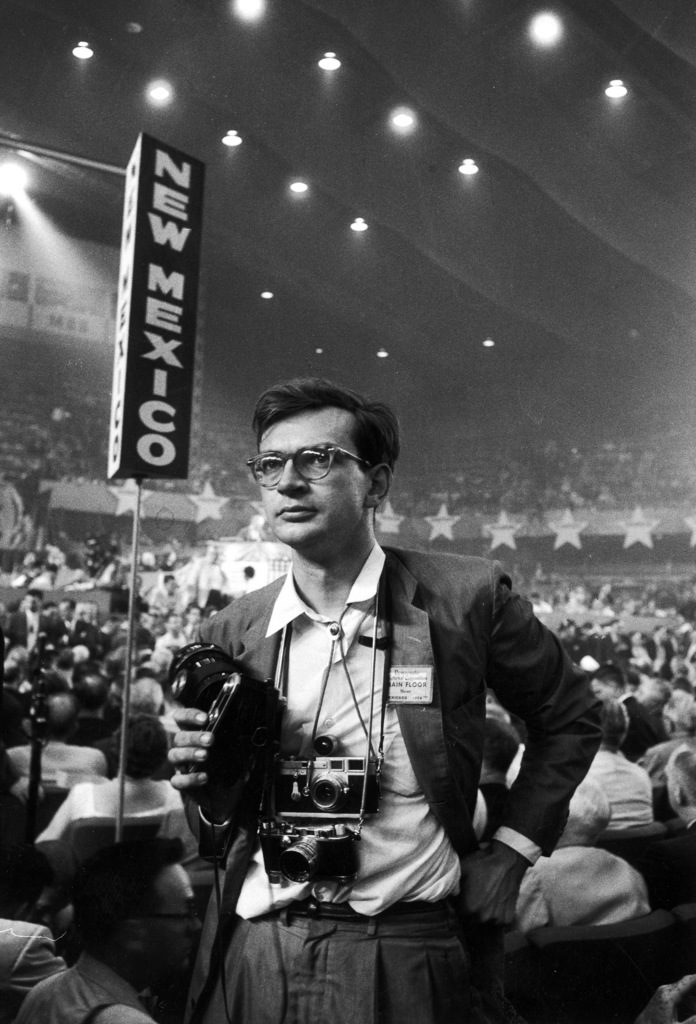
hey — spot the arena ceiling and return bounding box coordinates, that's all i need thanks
[2,0,696,479]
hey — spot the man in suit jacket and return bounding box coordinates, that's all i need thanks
[636,745,696,909]
[0,843,65,1024]
[170,378,601,1024]
[5,590,66,655]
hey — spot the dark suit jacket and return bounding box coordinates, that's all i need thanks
[5,611,66,653]
[635,821,696,909]
[621,694,668,762]
[185,548,601,1021]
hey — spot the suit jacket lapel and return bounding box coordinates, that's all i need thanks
[384,551,478,855]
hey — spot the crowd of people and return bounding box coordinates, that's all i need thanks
[3,364,696,527]
[1,376,696,1023]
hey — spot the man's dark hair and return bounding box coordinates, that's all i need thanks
[123,713,168,778]
[592,662,626,691]
[252,377,401,470]
[598,698,629,750]
[482,718,521,773]
[72,838,183,950]
[73,663,110,711]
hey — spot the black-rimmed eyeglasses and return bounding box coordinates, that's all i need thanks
[246,445,371,489]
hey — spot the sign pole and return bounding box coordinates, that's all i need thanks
[115,476,144,841]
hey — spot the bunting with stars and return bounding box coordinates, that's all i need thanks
[108,478,153,516]
[484,510,520,551]
[549,509,587,550]
[424,503,460,541]
[376,499,404,535]
[188,482,229,524]
[621,507,660,549]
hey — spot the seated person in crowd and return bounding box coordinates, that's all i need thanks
[640,689,696,788]
[71,663,115,748]
[590,662,667,762]
[15,838,200,1024]
[7,692,108,787]
[0,842,66,1024]
[585,698,654,830]
[154,611,187,659]
[36,714,182,845]
[635,745,696,910]
[479,717,522,843]
[635,974,696,1024]
[514,778,650,932]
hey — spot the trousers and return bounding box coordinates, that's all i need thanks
[197,902,492,1024]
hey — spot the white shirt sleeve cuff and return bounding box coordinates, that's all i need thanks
[492,826,542,864]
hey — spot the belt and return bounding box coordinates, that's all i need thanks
[282,898,449,921]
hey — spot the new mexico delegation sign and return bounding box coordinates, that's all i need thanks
[108,133,204,480]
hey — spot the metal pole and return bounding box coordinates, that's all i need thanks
[115,477,144,840]
[0,132,126,177]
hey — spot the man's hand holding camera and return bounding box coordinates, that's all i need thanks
[169,707,213,794]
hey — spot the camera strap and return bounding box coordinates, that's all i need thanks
[270,574,390,828]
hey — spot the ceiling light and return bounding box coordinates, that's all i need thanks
[0,162,28,197]
[350,217,368,232]
[232,0,266,22]
[72,40,94,60]
[126,22,143,34]
[376,347,389,358]
[289,180,309,194]
[315,347,324,354]
[605,79,628,98]
[483,338,495,348]
[147,80,174,105]
[389,107,417,133]
[260,291,274,299]
[458,158,479,176]
[318,52,341,71]
[529,12,563,47]
[222,130,243,147]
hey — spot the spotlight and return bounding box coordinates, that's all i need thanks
[72,40,94,60]
[289,180,309,194]
[605,79,628,98]
[318,52,341,71]
[389,107,417,133]
[350,217,368,232]
[0,162,28,197]
[222,130,243,147]
[147,80,174,105]
[232,0,266,22]
[458,159,479,176]
[529,12,563,47]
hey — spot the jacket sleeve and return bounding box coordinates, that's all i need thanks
[485,566,602,854]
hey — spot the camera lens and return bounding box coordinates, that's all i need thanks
[280,837,320,882]
[310,773,348,812]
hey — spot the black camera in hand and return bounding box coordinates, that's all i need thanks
[169,642,282,829]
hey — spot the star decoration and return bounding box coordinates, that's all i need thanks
[484,510,520,550]
[424,503,460,541]
[622,506,660,549]
[376,499,404,535]
[108,478,153,516]
[685,516,696,548]
[549,509,587,550]
[188,482,229,523]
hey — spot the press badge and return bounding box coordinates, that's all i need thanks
[388,666,434,704]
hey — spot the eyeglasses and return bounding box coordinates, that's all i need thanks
[246,444,371,489]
